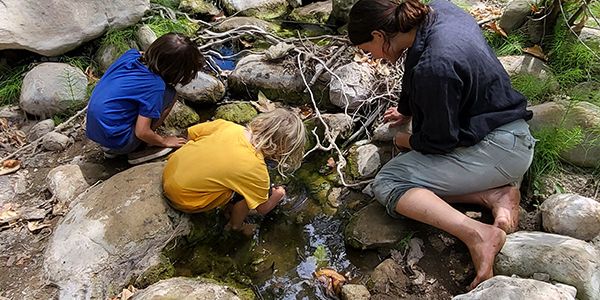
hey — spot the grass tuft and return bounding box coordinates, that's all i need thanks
[100,27,137,58]
[151,0,181,10]
[510,73,554,104]
[0,65,28,106]
[146,16,199,37]
[484,30,527,56]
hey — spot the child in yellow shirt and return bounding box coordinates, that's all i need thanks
[162,108,306,235]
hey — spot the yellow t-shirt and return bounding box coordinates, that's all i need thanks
[162,119,269,212]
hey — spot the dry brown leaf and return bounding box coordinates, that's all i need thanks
[27,221,51,232]
[486,21,508,38]
[0,159,21,176]
[0,203,19,224]
[252,90,277,113]
[523,44,548,61]
[314,268,347,297]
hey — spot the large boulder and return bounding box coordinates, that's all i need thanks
[132,277,244,300]
[176,72,225,104]
[330,0,359,25]
[498,0,532,33]
[528,101,600,168]
[452,275,576,300]
[289,0,332,24]
[329,62,375,111]
[43,162,191,299]
[221,0,289,19]
[19,63,88,118]
[540,193,600,241]
[345,202,413,249]
[0,0,149,56]
[494,231,600,300]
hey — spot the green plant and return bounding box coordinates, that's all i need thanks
[150,0,180,9]
[396,231,415,250]
[484,30,527,56]
[511,73,554,104]
[62,56,97,74]
[0,65,28,106]
[312,244,329,267]
[146,16,199,37]
[100,27,137,57]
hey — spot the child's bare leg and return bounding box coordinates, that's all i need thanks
[443,185,520,233]
[225,200,255,236]
[396,187,506,290]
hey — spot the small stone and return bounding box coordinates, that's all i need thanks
[465,211,482,219]
[540,193,600,241]
[28,119,55,141]
[41,132,71,151]
[340,284,370,300]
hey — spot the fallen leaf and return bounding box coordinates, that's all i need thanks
[27,221,51,232]
[0,159,21,176]
[486,21,508,38]
[0,204,19,223]
[523,44,548,61]
[251,91,277,113]
[314,268,346,297]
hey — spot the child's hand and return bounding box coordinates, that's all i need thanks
[163,136,187,148]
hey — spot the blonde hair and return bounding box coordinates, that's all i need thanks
[248,108,306,175]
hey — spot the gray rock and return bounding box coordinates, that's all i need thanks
[579,27,600,44]
[498,0,531,33]
[495,231,600,300]
[43,162,190,299]
[46,165,90,207]
[533,272,551,282]
[19,63,88,118]
[372,122,412,142]
[176,72,225,104]
[136,25,157,51]
[331,0,359,25]
[221,0,289,19]
[28,119,55,141]
[178,0,221,15]
[498,55,554,81]
[41,132,71,151]
[329,62,375,111]
[96,41,138,72]
[213,17,279,32]
[228,54,308,104]
[0,176,16,205]
[341,284,371,300]
[289,0,332,24]
[0,105,24,122]
[540,193,600,241]
[347,141,381,179]
[0,0,148,56]
[528,101,600,168]
[132,277,241,300]
[452,275,576,300]
[345,202,413,249]
[322,113,353,139]
[164,101,200,129]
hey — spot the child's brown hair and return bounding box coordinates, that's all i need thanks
[248,108,306,176]
[143,32,203,86]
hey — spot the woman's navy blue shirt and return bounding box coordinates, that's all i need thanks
[399,0,532,154]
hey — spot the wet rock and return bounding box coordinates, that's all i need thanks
[132,277,244,300]
[19,63,88,118]
[331,0,359,25]
[346,141,381,179]
[176,72,225,104]
[452,275,576,300]
[0,0,148,56]
[46,165,90,207]
[43,162,191,299]
[495,231,600,300]
[41,132,71,151]
[136,24,157,51]
[213,16,279,32]
[164,101,200,129]
[329,62,375,111]
[498,0,531,33]
[341,284,371,300]
[289,0,332,24]
[345,202,413,249]
[528,101,600,168]
[179,0,221,16]
[28,119,55,141]
[540,193,600,241]
[372,122,412,142]
[221,0,289,19]
[322,113,353,139]
[368,258,410,297]
[214,102,257,124]
[228,54,310,105]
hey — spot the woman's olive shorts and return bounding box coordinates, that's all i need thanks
[373,119,536,218]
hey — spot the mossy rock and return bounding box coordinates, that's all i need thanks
[214,102,257,124]
[222,0,289,20]
[288,1,332,24]
[179,0,220,15]
[164,101,201,129]
[570,81,600,106]
[134,254,176,288]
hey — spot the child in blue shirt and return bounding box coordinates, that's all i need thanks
[86,32,203,164]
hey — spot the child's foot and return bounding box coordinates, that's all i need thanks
[127,147,172,165]
[225,222,257,237]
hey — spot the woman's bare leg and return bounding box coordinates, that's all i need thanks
[396,187,506,290]
[443,185,521,233]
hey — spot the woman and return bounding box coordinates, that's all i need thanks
[348,0,535,290]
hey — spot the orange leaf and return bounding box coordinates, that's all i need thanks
[523,44,548,61]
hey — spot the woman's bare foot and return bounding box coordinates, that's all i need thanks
[482,186,521,233]
[467,225,506,290]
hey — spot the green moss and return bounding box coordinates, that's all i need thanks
[164,102,201,129]
[214,102,257,124]
[484,30,527,56]
[0,65,27,106]
[146,16,199,37]
[511,73,555,104]
[199,277,256,300]
[100,27,137,58]
[345,144,362,180]
[134,254,176,288]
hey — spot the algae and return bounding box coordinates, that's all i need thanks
[214,102,258,124]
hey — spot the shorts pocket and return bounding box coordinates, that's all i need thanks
[495,133,535,182]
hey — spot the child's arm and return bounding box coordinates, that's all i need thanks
[255,186,286,215]
[135,115,186,147]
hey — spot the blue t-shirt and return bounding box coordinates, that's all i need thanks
[86,49,166,149]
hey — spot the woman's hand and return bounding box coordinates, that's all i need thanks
[383,107,409,126]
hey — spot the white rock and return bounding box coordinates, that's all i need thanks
[136,25,157,51]
[349,142,381,179]
[540,193,600,241]
[0,0,148,56]
[28,119,55,141]
[46,165,90,206]
[176,72,225,104]
[495,231,600,300]
[19,63,88,118]
[132,277,240,300]
[452,275,576,300]
[41,132,71,151]
[221,0,289,18]
[372,122,412,142]
[329,62,375,111]
[498,55,553,80]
